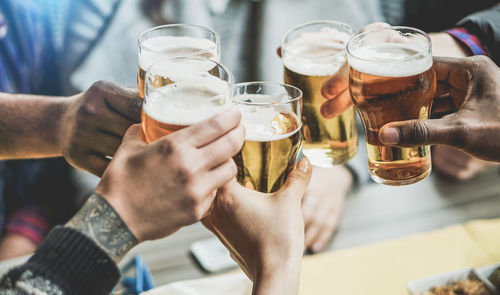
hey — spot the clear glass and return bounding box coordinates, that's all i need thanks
[142,56,233,143]
[137,24,221,98]
[346,26,436,185]
[232,82,303,193]
[281,20,358,167]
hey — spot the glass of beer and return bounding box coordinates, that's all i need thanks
[281,21,358,167]
[142,56,233,143]
[232,82,302,193]
[346,27,436,185]
[138,24,220,98]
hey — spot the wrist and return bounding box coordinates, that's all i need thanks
[55,94,78,154]
[253,258,302,295]
[430,32,471,58]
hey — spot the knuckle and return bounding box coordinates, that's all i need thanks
[88,80,111,95]
[176,165,194,184]
[158,137,175,155]
[404,121,429,145]
[208,117,225,134]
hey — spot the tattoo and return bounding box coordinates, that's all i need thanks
[66,193,138,261]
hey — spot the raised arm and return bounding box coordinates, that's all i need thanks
[0,110,245,294]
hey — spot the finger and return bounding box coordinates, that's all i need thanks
[279,159,312,201]
[359,22,390,33]
[121,124,147,147]
[96,81,143,122]
[84,153,111,177]
[321,62,349,99]
[97,110,137,138]
[199,124,245,169]
[378,116,463,147]
[202,160,239,195]
[320,89,353,119]
[174,109,242,148]
[309,216,339,253]
[90,132,122,157]
[433,57,473,92]
[304,222,321,249]
[277,46,282,58]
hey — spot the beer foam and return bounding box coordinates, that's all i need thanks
[236,97,301,142]
[144,72,230,126]
[139,36,218,70]
[348,43,432,77]
[283,27,351,76]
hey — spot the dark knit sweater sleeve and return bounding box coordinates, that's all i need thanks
[0,226,120,295]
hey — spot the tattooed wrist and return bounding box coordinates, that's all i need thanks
[66,192,138,262]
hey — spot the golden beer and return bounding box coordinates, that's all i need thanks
[347,28,436,185]
[282,21,358,167]
[142,57,232,143]
[138,25,220,98]
[234,111,301,193]
[232,83,303,193]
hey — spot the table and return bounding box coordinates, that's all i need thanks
[0,168,498,288]
[123,167,500,287]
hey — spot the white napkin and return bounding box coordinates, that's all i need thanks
[142,273,252,295]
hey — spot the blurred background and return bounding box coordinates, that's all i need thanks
[1,0,499,291]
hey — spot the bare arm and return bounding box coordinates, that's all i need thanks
[0,92,69,159]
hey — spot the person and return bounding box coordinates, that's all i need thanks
[0,85,313,294]
[323,4,500,181]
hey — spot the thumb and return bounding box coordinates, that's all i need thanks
[122,124,147,146]
[279,158,312,201]
[320,88,353,119]
[378,115,462,147]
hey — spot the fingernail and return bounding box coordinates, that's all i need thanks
[379,127,400,145]
[297,159,311,173]
[311,242,322,253]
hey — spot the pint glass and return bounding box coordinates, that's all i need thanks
[281,21,358,167]
[137,24,220,98]
[347,27,436,185]
[142,57,233,143]
[232,82,303,193]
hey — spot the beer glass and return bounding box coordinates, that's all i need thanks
[138,24,221,98]
[281,20,358,167]
[142,56,233,143]
[347,27,436,185]
[232,82,303,193]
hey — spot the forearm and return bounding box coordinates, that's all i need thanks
[252,259,302,295]
[0,92,70,159]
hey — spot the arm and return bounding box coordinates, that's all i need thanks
[0,110,244,294]
[0,93,69,159]
[0,81,142,176]
[203,159,313,295]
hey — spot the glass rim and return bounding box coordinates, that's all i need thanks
[281,20,354,59]
[138,24,220,57]
[231,81,303,106]
[346,26,432,64]
[145,56,234,101]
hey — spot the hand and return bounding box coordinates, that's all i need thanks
[203,159,312,295]
[96,109,245,242]
[303,166,352,253]
[59,81,143,176]
[432,145,493,181]
[320,22,390,119]
[378,56,500,162]
[0,233,37,260]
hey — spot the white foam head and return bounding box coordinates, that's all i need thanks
[283,27,352,76]
[235,95,301,142]
[139,36,219,71]
[348,43,432,77]
[144,68,230,126]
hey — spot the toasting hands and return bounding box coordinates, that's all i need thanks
[202,159,312,295]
